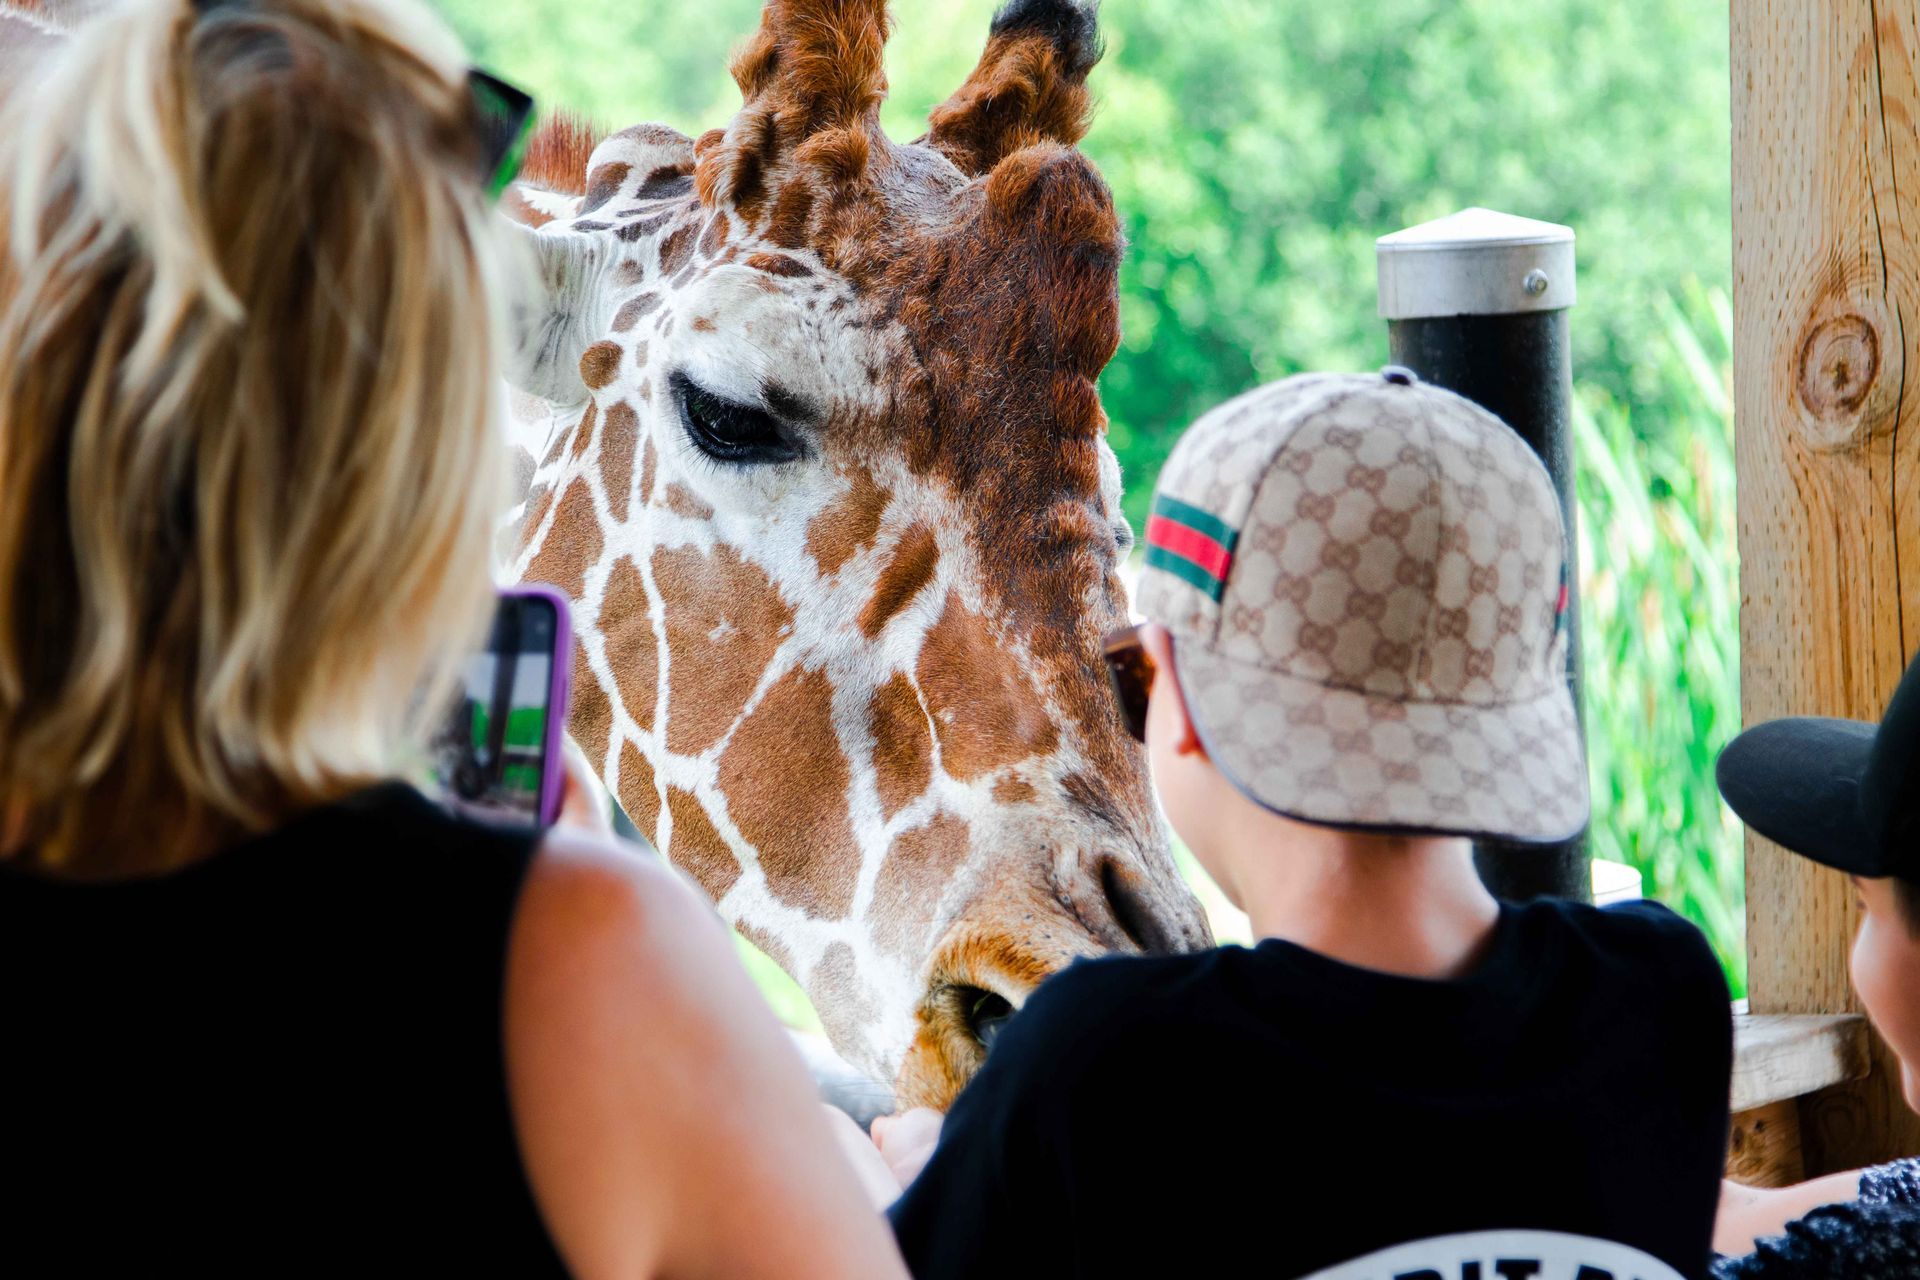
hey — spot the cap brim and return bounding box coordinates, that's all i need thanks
[1175,642,1589,846]
[1716,717,1884,876]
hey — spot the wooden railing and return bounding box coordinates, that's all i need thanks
[1729,1013,1871,1186]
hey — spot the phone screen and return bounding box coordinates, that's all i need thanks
[432,593,563,827]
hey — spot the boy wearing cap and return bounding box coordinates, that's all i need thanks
[875,373,1734,1279]
[1710,654,1920,1278]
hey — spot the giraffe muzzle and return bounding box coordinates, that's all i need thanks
[1070,850,1212,957]
[891,842,1212,1110]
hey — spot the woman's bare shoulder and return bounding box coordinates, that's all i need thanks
[501,831,737,1277]
[514,828,728,973]
[502,829,908,1280]
[506,829,776,1117]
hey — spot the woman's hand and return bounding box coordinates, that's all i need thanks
[870,1108,944,1192]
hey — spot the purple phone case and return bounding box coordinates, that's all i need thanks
[502,583,574,828]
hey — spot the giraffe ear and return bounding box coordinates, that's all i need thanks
[501,219,612,407]
[980,143,1124,380]
[695,0,893,218]
[926,0,1103,178]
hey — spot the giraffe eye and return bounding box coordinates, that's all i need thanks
[671,371,802,465]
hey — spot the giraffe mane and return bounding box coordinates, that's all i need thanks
[520,111,604,198]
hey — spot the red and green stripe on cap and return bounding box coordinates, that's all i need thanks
[1145,494,1238,602]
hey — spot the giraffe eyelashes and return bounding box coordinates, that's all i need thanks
[670,371,805,466]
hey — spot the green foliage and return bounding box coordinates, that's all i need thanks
[440,0,1729,524]
[437,0,1746,986]
[1576,286,1745,992]
[735,933,823,1034]
[1091,0,1732,527]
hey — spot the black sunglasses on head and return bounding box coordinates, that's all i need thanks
[468,69,536,201]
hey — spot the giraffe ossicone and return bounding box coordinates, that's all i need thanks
[505,0,1213,1109]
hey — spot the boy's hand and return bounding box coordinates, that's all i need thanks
[870,1108,944,1191]
[821,1105,903,1211]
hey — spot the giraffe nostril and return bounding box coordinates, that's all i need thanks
[1098,855,1181,956]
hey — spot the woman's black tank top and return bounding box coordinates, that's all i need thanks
[0,783,568,1274]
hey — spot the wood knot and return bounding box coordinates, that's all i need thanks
[1796,313,1879,421]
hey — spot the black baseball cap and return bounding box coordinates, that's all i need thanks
[1716,650,1920,879]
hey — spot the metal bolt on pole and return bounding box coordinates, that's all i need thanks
[1376,207,1590,904]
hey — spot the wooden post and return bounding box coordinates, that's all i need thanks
[1732,1,1920,1173]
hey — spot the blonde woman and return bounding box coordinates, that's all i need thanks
[0,3,906,1276]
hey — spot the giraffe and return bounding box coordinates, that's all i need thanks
[504,0,1212,1109]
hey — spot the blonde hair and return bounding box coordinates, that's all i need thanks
[0,0,511,875]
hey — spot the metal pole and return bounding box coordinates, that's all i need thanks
[1376,208,1590,903]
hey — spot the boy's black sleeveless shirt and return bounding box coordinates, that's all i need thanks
[890,899,1735,1280]
[0,784,567,1274]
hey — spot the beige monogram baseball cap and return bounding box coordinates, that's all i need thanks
[1135,369,1589,844]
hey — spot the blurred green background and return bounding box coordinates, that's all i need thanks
[436,0,1746,993]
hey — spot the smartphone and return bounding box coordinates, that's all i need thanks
[431,586,572,828]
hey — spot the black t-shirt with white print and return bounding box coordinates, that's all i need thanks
[888,899,1733,1280]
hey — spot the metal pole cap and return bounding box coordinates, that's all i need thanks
[1376,207,1576,320]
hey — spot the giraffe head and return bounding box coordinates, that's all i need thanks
[505,0,1211,1108]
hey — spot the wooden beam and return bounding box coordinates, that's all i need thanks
[1732,0,1920,1173]
[1727,1016,1869,1185]
[1731,1014,1872,1115]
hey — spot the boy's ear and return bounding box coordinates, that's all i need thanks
[1142,624,1208,759]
